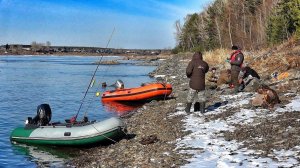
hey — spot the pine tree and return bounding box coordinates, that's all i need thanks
[181,13,200,51]
[266,0,299,44]
[206,5,219,50]
[290,0,300,39]
[173,0,298,51]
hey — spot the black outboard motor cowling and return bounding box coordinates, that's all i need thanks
[31,104,52,126]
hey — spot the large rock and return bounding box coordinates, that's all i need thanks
[251,86,280,108]
[243,78,264,92]
[251,94,265,107]
[217,69,231,85]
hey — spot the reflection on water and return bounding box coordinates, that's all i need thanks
[0,55,156,167]
[12,143,78,167]
[102,101,144,116]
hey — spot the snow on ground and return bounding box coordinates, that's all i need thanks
[175,92,300,168]
[154,75,166,78]
[169,105,186,118]
[276,96,300,113]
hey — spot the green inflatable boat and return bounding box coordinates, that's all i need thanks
[10,104,126,146]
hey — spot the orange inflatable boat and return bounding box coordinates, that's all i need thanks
[101,83,172,101]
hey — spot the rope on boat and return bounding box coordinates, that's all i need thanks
[74,28,116,121]
[162,77,168,101]
[91,124,117,143]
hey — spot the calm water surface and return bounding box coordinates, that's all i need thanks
[0,55,156,167]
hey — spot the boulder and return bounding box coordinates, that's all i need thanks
[243,78,264,92]
[251,86,280,108]
[217,69,231,85]
[251,94,265,107]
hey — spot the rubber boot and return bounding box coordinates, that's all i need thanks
[200,102,206,114]
[185,103,192,113]
[194,102,200,112]
[231,86,239,94]
[234,86,239,94]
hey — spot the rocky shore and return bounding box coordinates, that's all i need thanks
[71,51,300,167]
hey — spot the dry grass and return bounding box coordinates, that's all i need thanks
[250,38,300,77]
[203,48,229,66]
[178,37,299,76]
[202,37,300,76]
[203,48,254,70]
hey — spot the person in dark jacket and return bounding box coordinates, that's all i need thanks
[241,66,260,78]
[186,52,209,113]
[227,45,244,93]
[238,66,261,91]
[240,66,260,83]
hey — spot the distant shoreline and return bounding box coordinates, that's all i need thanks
[0,52,172,61]
[0,44,171,58]
[0,52,147,57]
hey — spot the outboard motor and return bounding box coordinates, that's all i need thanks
[114,79,124,89]
[30,104,52,126]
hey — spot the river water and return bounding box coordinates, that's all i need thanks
[0,55,156,167]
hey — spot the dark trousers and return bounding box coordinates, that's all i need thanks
[231,70,240,88]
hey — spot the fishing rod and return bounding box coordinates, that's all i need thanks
[73,27,116,121]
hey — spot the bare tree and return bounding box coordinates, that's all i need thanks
[215,18,223,48]
[31,41,43,52]
[228,13,233,46]
[31,41,38,52]
[243,2,246,36]
[174,20,182,45]
[46,41,51,47]
[45,41,51,52]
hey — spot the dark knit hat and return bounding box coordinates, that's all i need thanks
[232,45,239,50]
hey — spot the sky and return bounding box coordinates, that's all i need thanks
[0,0,213,49]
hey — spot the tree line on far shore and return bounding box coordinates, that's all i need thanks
[1,41,167,55]
[31,41,52,52]
[3,41,52,54]
[173,0,300,53]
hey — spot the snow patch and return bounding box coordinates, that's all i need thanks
[276,96,300,113]
[154,75,166,78]
[175,92,300,168]
[285,96,300,111]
